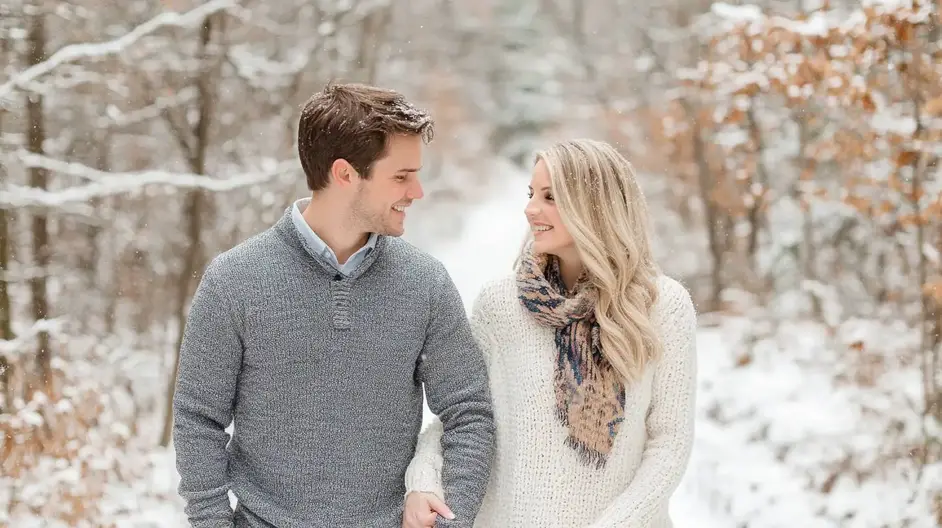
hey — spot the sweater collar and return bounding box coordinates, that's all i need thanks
[273,205,387,279]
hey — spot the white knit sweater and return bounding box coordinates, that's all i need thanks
[405,273,698,528]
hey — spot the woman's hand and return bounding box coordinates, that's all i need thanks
[402,491,455,528]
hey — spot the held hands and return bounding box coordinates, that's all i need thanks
[402,491,455,528]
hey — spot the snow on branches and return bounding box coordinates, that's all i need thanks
[1,151,300,210]
[0,0,235,104]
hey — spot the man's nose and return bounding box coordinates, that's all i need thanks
[408,179,424,200]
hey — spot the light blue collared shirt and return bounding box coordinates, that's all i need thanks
[291,198,378,276]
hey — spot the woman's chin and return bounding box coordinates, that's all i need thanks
[531,238,556,255]
[532,238,580,261]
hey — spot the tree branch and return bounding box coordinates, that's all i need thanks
[1,155,299,208]
[0,0,235,102]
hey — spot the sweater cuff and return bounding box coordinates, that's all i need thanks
[404,453,445,502]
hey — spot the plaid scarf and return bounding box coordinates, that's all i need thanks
[516,247,626,468]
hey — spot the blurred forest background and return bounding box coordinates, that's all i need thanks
[1,0,940,526]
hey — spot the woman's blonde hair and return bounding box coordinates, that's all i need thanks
[526,138,663,383]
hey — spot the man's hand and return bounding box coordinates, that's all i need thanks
[403,491,455,528]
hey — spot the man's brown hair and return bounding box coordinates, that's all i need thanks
[297,82,435,192]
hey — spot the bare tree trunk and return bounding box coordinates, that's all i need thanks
[795,114,822,318]
[745,104,768,266]
[104,217,119,336]
[355,6,392,84]
[911,148,940,464]
[26,10,51,395]
[682,1,728,308]
[0,215,10,340]
[690,116,724,308]
[78,133,110,334]
[1,13,15,411]
[902,27,942,463]
[637,22,725,307]
[160,16,218,447]
[0,110,13,411]
[926,19,942,463]
[85,137,109,287]
[932,222,942,445]
[913,152,931,466]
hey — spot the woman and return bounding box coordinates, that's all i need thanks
[403,139,698,528]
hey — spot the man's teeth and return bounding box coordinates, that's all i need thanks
[533,226,552,232]
[393,205,406,212]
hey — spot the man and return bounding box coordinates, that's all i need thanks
[172,82,495,528]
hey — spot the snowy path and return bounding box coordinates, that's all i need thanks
[428,174,730,527]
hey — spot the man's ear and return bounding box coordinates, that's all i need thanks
[329,159,358,187]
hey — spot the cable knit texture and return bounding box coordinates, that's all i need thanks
[173,206,495,528]
[405,273,697,528]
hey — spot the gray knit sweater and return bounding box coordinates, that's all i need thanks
[172,207,495,527]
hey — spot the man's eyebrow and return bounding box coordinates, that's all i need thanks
[396,167,421,173]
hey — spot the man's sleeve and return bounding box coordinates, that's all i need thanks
[172,263,243,527]
[415,263,496,528]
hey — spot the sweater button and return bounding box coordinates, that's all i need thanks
[333,274,342,281]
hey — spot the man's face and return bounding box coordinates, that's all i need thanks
[349,134,425,237]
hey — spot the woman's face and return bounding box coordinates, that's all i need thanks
[525,159,575,256]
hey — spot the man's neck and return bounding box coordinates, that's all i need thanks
[302,195,370,265]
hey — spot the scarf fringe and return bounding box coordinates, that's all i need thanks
[555,401,612,469]
[564,435,609,469]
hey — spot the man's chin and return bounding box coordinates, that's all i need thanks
[372,223,405,238]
